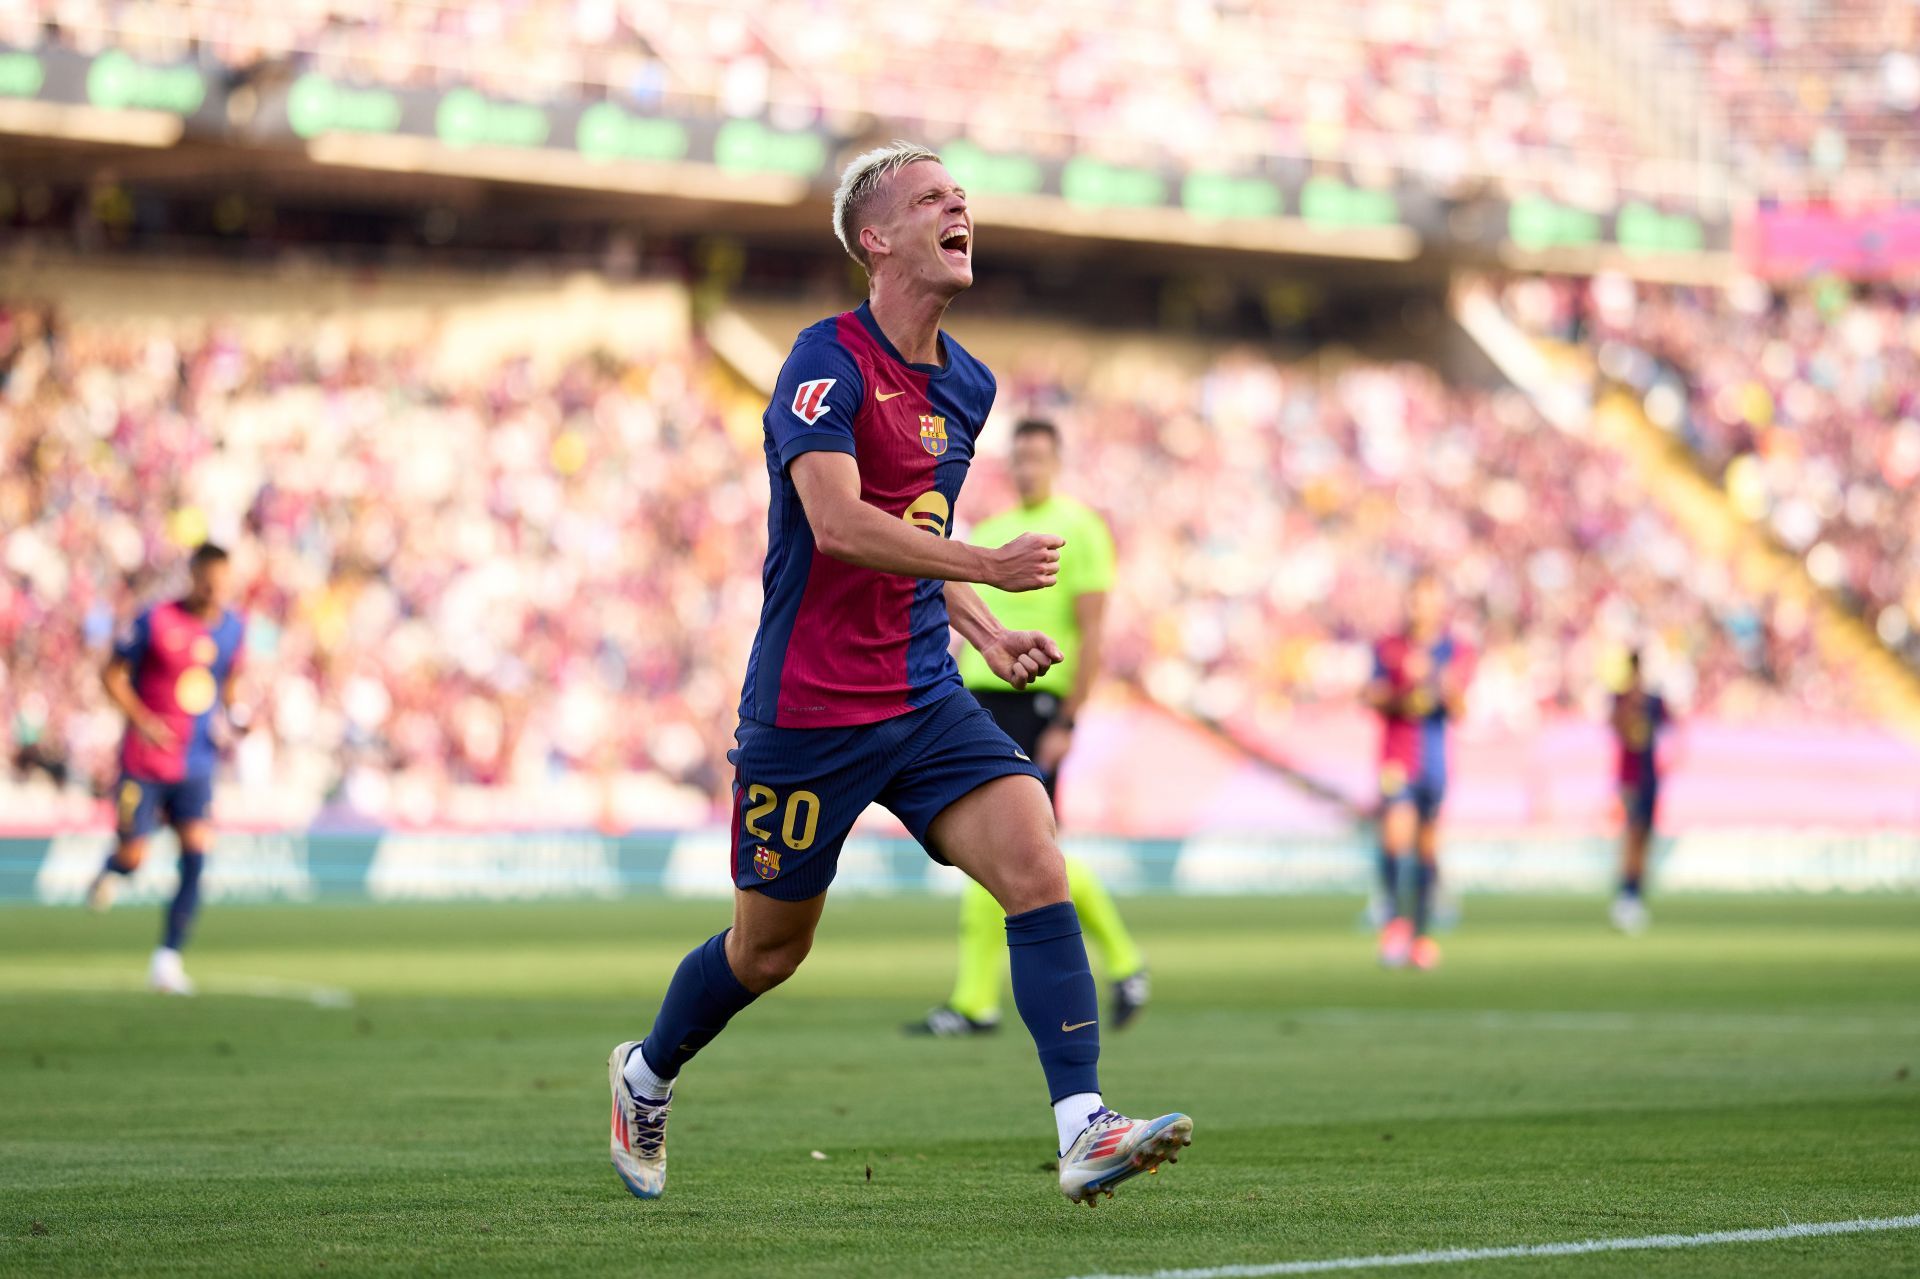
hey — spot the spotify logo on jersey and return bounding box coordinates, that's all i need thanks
[903,491,951,537]
[175,667,217,715]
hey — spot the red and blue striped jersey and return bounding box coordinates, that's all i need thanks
[115,600,246,782]
[1373,631,1474,786]
[739,302,996,729]
[1613,690,1668,785]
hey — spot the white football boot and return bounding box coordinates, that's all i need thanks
[607,1042,669,1198]
[1610,894,1650,935]
[1058,1107,1192,1205]
[149,947,195,996]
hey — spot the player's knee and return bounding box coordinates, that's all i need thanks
[988,841,1069,915]
[111,841,148,872]
[732,935,811,993]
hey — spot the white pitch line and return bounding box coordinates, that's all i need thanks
[1062,1214,1920,1279]
[0,971,354,1008]
[200,975,356,1008]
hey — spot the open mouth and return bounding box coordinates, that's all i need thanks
[939,224,970,261]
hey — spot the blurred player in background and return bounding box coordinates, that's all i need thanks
[86,543,247,995]
[606,142,1190,1208]
[1609,650,1672,934]
[910,417,1149,1038]
[1366,573,1473,971]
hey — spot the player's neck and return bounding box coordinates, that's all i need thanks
[866,282,951,367]
[180,594,217,620]
[1018,487,1052,509]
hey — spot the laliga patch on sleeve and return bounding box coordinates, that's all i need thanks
[791,378,836,425]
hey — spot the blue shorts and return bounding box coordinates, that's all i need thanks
[727,690,1045,901]
[1622,781,1659,832]
[1381,767,1446,824]
[114,773,213,841]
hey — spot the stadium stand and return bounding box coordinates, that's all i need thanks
[2,261,1883,835]
[8,0,1663,201]
[18,0,1912,202]
[1499,274,1920,670]
[1639,0,1920,200]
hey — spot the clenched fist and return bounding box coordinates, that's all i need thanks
[986,533,1064,592]
[981,629,1064,692]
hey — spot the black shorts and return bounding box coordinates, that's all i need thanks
[968,689,1065,802]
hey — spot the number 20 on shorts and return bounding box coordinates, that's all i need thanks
[742,785,821,850]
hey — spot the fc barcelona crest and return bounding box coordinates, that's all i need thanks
[753,845,781,880]
[918,414,948,457]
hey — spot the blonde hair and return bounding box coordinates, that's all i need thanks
[832,140,941,268]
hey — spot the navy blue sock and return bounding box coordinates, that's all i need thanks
[102,850,136,876]
[1377,848,1404,915]
[1412,861,1437,936]
[638,931,758,1081]
[162,851,204,950]
[1005,901,1100,1103]
[1621,871,1643,898]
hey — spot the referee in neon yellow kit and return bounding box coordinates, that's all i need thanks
[908,418,1150,1036]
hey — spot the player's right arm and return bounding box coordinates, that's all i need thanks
[769,329,1060,591]
[103,614,175,749]
[1609,692,1631,740]
[1362,644,1400,716]
[791,452,1061,590]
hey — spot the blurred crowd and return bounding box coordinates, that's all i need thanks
[1,301,763,822]
[1645,0,1920,199]
[21,0,1911,202]
[989,343,1842,737]
[1,288,1851,822]
[1502,274,1920,669]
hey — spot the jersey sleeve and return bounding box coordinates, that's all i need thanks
[113,610,153,668]
[767,329,865,467]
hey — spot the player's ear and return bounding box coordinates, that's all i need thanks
[859,223,889,263]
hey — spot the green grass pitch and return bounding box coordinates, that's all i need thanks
[3,895,1917,1277]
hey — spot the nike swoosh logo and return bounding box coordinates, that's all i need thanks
[875,389,906,401]
[1062,1019,1096,1032]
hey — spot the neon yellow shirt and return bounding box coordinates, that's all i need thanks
[958,493,1115,697]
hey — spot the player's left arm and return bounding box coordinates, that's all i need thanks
[945,581,1062,693]
[1440,643,1476,719]
[218,624,253,737]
